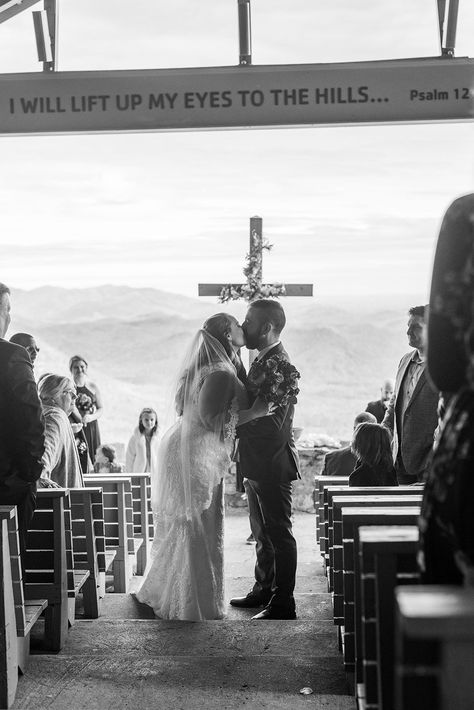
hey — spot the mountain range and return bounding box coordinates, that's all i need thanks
[9,285,416,448]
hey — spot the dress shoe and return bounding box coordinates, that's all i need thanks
[229,592,270,608]
[251,606,297,620]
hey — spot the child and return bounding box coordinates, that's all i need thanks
[349,422,398,487]
[93,444,124,473]
[125,407,160,474]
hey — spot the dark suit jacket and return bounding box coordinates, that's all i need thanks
[0,340,44,486]
[321,446,356,477]
[383,351,439,480]
[365,399,386,423]
[237,343,300,484]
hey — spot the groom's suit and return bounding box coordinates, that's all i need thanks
[237,342,300,613]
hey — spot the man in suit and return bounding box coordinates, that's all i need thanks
[365,379,394,423]
[322,411,377,476]
[230,299,300,620]
[382,305,439,484]
[9,332,40,368]
[0,283,45,563]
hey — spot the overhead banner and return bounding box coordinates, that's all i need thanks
[0,57,473,135]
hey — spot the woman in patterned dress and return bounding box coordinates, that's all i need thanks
[419,194,474,587]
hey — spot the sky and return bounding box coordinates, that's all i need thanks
[1,0,474,304]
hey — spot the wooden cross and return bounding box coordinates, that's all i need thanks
[198,216,313,302]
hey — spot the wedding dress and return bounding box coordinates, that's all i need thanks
[136,332,247,621]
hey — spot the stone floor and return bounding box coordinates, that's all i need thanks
[12,509,356,710]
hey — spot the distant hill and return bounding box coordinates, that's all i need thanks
[8,285,414,446]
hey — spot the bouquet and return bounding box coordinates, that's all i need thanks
[249,354,300,407]
[76,392,96,415]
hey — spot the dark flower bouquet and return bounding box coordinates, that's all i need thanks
[76,392,96,415]
[249,355,300,407]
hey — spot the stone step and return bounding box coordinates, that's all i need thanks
[95,590,334,621]
[225,574,329,597]
[60,617,340,657]
[14,654,355,709]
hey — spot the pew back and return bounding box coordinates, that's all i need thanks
[395,586,474,710]
[359,525,419,710]
[24,490,69,652]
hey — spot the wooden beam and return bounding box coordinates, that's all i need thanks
[0,0,41,25]
[198,283,313,297]
[1,57,474,135]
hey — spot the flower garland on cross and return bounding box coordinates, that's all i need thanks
[218,230,286,303]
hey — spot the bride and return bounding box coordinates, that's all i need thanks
[135,313,268,621]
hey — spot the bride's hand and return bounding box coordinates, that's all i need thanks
[251,397,274,418]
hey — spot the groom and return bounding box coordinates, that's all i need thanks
[231,299,300,620]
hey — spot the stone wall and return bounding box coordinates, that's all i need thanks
[224,446,335,513]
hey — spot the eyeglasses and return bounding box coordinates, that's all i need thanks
[63,389,77,399]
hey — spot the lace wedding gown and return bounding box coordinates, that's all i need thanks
[136,363,246,621]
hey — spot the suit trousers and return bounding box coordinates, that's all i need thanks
[395,455,419,485]
[244,478,297,610]
[0,482,36,569]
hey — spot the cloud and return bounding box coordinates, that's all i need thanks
[0,1,473,301]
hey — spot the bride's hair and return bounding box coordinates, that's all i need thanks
[202,313,234,359]
[174,317,235,416]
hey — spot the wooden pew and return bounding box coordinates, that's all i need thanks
[324,487,422,589]
[395,586,474,710]
[123,472,153,575]
[314,475,349,555]
[330,494,422,597]
[0,506,48,678]
[336,504,421,678]
[0,507,17,709]
[69,487,106,618]
[86,473,151,574]
[358,525,419,710]
[63,493,90,626]
[24,489,69,652]
[83,476,142,593]
[0,506,47,708]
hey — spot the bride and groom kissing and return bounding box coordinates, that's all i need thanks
[135,298,300,621]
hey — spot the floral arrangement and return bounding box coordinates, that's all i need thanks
[76,392,96,415]
[218,234,286,303]
[75,439,88,455]
[249,354,300,407]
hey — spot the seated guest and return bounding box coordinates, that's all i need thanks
[349,422,398,487]
[419,193,474,587]
[9,332,40,368]
[126,407,160,474]
[38,374,84,488]
[322,411,376,476]
[365,379,394,422]
[93,444,124,473]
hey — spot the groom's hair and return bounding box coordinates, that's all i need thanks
[251,299,286,334]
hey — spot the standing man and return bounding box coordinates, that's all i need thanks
[0,283,45,562]
[9,332,40,368]
[365,380,394,423]
[382,305,438,484]
[231,299,300,620]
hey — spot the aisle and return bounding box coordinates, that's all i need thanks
[13,510,355,709]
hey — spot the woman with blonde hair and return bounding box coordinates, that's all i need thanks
[38,374,84,488]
